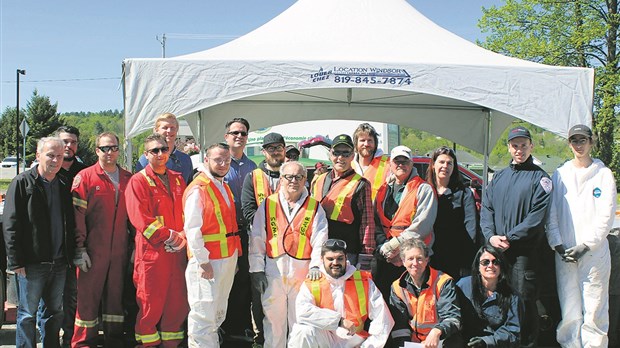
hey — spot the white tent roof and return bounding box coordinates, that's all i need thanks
[123,0,593,154]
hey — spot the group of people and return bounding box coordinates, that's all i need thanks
[2,114,617,348]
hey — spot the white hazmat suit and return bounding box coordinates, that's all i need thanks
[547,158,617,348]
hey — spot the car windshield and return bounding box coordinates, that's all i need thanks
[3,157,17,163]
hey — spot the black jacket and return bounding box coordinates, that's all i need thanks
[3,166,76,270]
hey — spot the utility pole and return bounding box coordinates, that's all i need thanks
[16,69,26,175]
[156,33,166,58]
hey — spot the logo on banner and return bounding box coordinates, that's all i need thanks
[310,66,412,85]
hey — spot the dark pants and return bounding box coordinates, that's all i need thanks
[506,252,540,348]
[17,261,67,348]
[62,266,77,345]
[371,253,405,303]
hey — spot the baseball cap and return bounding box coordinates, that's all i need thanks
[331,134,354,149]
[285,145,300,155]
[507,126,532,141]
[568,124,592,138]
[262,133,285,147]
[315,161,327,169]
[390,145,413,160]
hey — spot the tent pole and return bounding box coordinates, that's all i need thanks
[197,110,204,163]
[483,109,491,188]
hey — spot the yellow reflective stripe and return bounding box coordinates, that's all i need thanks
[143,217,164,239]
[136,332,160,344]
[296,198,317,259]
[267,196,279,255]
[161,331,184,340]
[353,271,367,317]
[204,184,229,257]
[330,175,361,220]
[255,169,267,205]
[102,314,124,323]
[72,197,88,209]
[74,317,98,328]
[311,280,321,304]
[140,170,156,187]
[372,156,389,200]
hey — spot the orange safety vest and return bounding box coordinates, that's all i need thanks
[360,155,390,201]
[264,193,319,260]
[252,168,274,207]
[375,176,433,246]
[182,173,241,259]
[306,270,371,338]
[312,172,362,224]
[391,268,451,343]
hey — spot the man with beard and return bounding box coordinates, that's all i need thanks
[481,126,552,348]
[4,137,75,348]
[351,123,390,201]
[288,239,394,348]
[135,113,193,185]
[249,161,328,348]
[183,142,242,347]
[312,134,375,267]
[54,125,87,347]
[240,132,286,344]
[126,133,188,347]
[71,132,132,347]
[221,117,258,344]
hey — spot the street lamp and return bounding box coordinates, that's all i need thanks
[16,69,25,175]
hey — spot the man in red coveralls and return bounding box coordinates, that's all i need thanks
[71,132,133,347]
[125,133,189,347]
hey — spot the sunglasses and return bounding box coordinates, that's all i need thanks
[282,174,305,182]
[331,150,352,157]
[147,146,169,155]
[209,157,232,166]
[227,131,248,137]
[393,158,411,165]
[569,138,588,146]
[479,259,501,267]
[287,154,300,160]
[97,145,119,153]
[323,239,347,249]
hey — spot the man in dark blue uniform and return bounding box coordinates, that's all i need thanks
[481,126,552,348]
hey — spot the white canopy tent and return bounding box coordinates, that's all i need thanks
[122,0,593,174]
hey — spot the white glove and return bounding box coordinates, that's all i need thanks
[307,267,322,281]
[380,237,401,257]
[73,247,92,272]
[164,229,187,252]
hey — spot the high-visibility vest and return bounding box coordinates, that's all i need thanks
[182,173,240,259]
[391,268,452,343]
[359,155,390,201]
[305,270,371,338]
[312,172,362,224]
[252,168,274,207]
[375,176,433,246]
[264,193,318,259]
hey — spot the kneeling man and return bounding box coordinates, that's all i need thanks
[288,239,394,348]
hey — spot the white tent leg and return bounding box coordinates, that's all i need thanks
[483,109,491,189]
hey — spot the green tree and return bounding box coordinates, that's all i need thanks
[24,89,63,163]
[479,0,620,179]
[0,107,20,159]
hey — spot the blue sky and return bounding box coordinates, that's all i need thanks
[1,0,503,113]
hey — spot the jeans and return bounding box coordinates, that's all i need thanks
[16,261,67,348]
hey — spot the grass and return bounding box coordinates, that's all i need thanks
[0,179,10,195]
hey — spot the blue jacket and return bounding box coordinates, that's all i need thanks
[480,156,551,252]
[456,276,521,347]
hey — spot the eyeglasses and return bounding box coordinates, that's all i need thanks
[479,259,501,267]
[569,138,588,146]
[97,145,119,153]
[393,158,411,165]
[147,146,169,155]
[209,157,232,165]
[227,131,248,137]
[323,239,347,249]
[331,150,353,157]
[264,145,285,153]
[282,174,305,182]
[286,154,299,160]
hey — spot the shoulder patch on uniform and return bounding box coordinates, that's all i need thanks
[540,177,552,194]
[72,175,82,189]
[593,187,602,198]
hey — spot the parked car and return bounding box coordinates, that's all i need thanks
[0,156,20,168]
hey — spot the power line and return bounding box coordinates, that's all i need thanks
[1,77,119,83]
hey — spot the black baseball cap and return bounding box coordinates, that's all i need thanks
[285,145,300,155]
[507,126,531,141]
[568,124,592,138]
[262,133,285,147]
[331,134,354,149]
